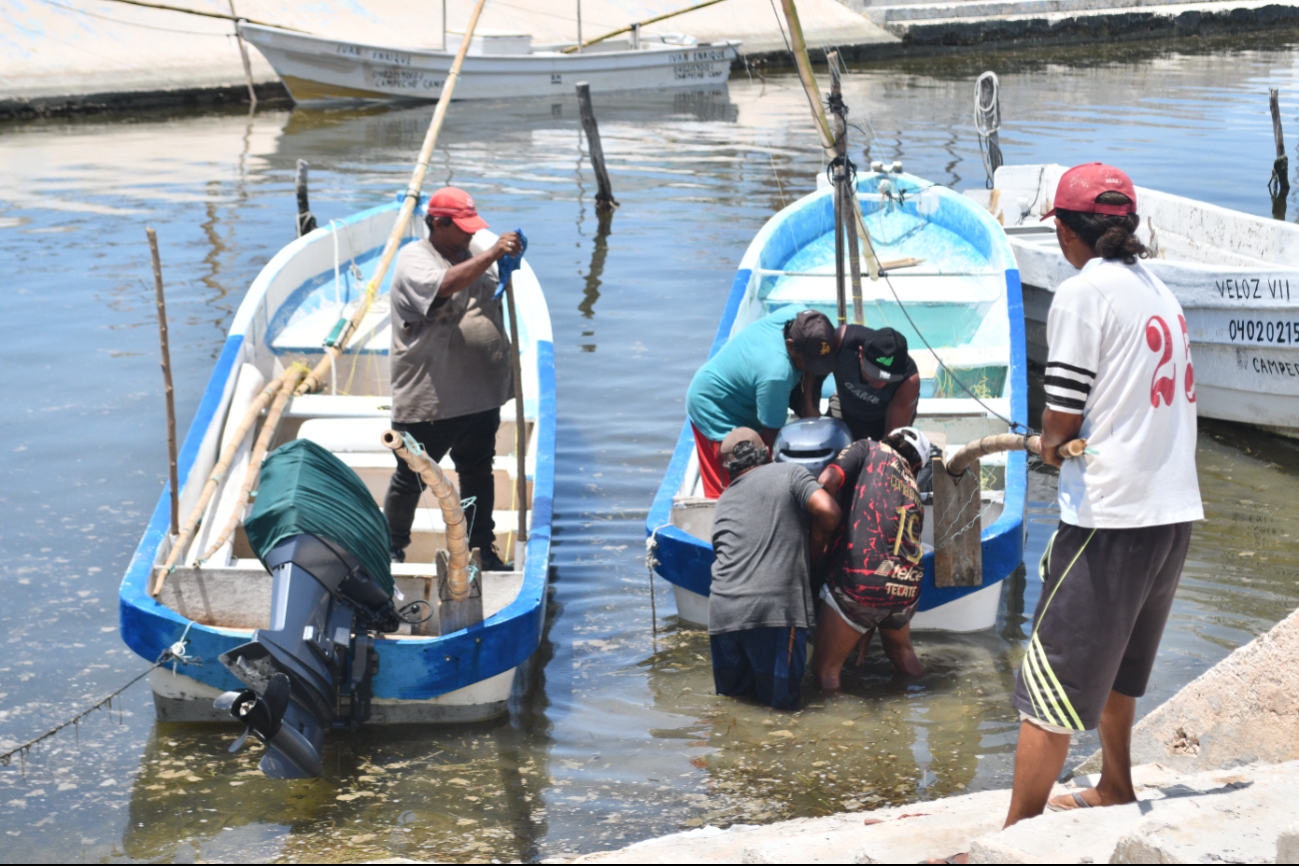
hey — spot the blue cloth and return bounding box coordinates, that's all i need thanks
[710,626,808,711]
[493,228,528,300]
[686,308,802,441]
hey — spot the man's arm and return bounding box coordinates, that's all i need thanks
[1039,407,1084,468]
[760,426,780,449]
[817,464,845,498]
[806,488,842,565]
[437,232,520,298]
[884,373,921,433]
[796,373,824,419]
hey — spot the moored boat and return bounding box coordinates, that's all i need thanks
[647,167,1029,634]
[118,200,554,731]
[240,23,740,104]
[977,163,1299,439]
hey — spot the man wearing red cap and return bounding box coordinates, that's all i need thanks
[935,163,1202,864]
[384,187,523,571]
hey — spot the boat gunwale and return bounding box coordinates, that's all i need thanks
[119,200,556,701]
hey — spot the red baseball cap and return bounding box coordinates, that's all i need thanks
[427,186,488,232]
[1042,162,1137,221]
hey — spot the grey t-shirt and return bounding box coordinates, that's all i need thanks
[389,237,513,424]
[709,462,823,635]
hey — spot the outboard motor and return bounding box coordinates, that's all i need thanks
[215,439,403,779]
[773,417,853,477]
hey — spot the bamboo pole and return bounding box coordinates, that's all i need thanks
[778,0,835,158]
[503,278,529,567]
[562,0,729,53]
[946,433,1087,477]
[296,0,491,397]
[149,372,288,596]
[197,365,308,562]
[381,431,471,599]
[228,0,257,109]
[146,229,180,538]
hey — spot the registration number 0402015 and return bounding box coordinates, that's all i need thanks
[1228,318,1299,345]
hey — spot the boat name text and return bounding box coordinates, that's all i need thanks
[668,50,729,63]
[1214,277,1291,301]
[1228,318,1299,345]
[335,43,362,57]
[370,50,412,66]
[1251,356,1299,377]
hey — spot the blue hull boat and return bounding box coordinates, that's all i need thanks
[119,199,555,723]
[647,170,1027,633]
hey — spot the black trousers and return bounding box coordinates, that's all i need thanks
[385,408,499,555]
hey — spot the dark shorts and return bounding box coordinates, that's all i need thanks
[821,583,917,633]
[710,626,808,711]
[1013,521,1193,733]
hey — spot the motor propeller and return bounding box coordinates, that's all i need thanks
[215,673,291,754]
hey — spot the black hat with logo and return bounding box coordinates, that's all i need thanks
[786,310,836,377]
[858,328,910,384]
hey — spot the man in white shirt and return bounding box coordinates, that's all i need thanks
[1000,163,1204,828]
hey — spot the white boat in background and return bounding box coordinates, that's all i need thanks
[240,24,740,103]
[970,164,1299,439]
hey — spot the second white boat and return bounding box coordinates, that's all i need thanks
[241,24,741,103]
[971,163,1299,439]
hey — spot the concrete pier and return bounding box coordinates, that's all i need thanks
[569,606,1299,864]
[0,0,889,117]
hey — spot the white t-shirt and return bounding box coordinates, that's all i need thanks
[1044,258,1204,528]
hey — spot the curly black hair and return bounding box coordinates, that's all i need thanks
[1054,191,1149,265]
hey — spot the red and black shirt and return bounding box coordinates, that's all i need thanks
[822,440,924,609]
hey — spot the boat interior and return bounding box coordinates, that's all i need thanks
[672,174,1018,547]
[153,212,542,641]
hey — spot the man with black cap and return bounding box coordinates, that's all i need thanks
[708,427,842,710]
[686,309,838,498]
[827,325,921,443]
[384,186,523,571]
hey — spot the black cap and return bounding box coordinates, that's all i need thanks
[787,310,836,376]
[858,328,910,383]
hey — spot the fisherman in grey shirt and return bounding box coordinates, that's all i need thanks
[709,427,841,710]
[385,186,522,571]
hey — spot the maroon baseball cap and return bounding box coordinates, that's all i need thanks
[1041,162,1137,221]
[427,186,488,232]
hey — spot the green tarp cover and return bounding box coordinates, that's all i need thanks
[245,438,393,597]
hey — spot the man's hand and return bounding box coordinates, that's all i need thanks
[492,231,522,261]
[1040,407,1084,468]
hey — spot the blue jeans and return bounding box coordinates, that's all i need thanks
[710,626,808,711]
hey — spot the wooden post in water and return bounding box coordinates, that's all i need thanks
[295,159,317,237]
[228,0,257,109]
[146,228,180,538]
[828,52,864,326]
[576,83,618,211]
[1270,88,1289,220]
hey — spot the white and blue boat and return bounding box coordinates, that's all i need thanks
[646,168,1028,633]
[119,199,554,726]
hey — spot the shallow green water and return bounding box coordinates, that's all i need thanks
[3,37,1299,863]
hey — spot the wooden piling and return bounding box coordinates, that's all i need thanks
[146,228,180,538]
[227,0,257,109]
[1270,88,1289,220]
[295,159,317,237]
[576,82,618,211]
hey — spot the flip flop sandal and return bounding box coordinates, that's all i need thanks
[1046,790,1093,812]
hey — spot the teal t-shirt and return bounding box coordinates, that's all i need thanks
[686,309,801,441]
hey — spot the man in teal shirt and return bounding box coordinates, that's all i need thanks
[686,309,838,497]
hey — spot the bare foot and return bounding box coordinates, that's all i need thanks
[926,854,968,864]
